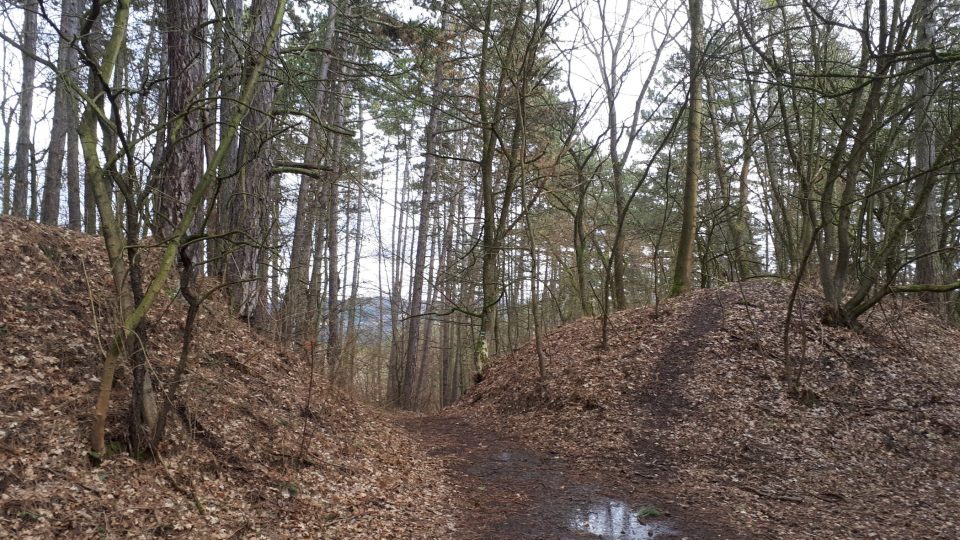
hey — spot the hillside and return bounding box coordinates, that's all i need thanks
[2,216,958,539]
[457,280,960,538]
[0,217,454,538]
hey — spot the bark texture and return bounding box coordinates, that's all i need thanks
[12,0,38,218]
[40,0,81,225]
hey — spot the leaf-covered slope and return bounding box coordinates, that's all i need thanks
[458,280,960,539]
[0,216,454,538]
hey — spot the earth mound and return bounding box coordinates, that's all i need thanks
[0,216,453,538]
[458,280,960,538]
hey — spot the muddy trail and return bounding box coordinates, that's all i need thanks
[399,414,685,539]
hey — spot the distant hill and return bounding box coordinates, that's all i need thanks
[457,280,960,539]
[353,295,395,336]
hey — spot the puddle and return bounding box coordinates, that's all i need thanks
[568,499,673,539]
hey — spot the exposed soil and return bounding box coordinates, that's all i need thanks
[636,297,722,418]
[399,413,728,539]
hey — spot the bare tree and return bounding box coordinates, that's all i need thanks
[670,0,703,297]
[912,0,944,307]
[221,0,283,325]
[40,0,81,225]
[156,0,207,248]
[12,0,37,218]
[400,8,447,408]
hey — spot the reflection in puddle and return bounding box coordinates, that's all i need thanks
[569,500,673,539]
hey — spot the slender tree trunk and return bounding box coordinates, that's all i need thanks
[475,0,501,375]
[67,123,82,229]
[82,11,105,236]
[211,0,242,274]
[344,201,362,391]
[913,0,942,306]
[1,41,10,216]
[705,80,738,280]
[522,168,546,380]
[306,186,328,346]
[264,174,282,333]
[440,311,452,405]
[670,0,703,297]
[12,0,38,218]
[41,0,81,225]
[80,0,137,456]
[439,182,458,406]
[2,105,13,215]
[573,170,592,315]
[84,169,97,233]
[400,27,445,408]
[734,113,756,278]
[326,88,344,383]
[284,2,338,339]
[375,147,388,403]
[413,222,441,406]
[156,0,207,255]
[28,141,38,220]
[608,102,627,309]
[386,136,409,405]
[343,103,364,391]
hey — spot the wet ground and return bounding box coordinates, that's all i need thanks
[399,414,680,539]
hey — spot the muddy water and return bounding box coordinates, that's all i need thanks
[401,414,705,539]
[568,499,674,539]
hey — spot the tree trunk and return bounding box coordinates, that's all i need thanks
[413,222,441,406]
[608,99,627,309]
[82,10,106,236]
[284,2,338,340]
[386,136,410,405]
[28,141,38,220]
[66,122,82,230]
[211,0,242,273]
[12,0,38,218]
[223,0,280,325]
[913,0,942,307]
[326,79,345,383]
[156,0,207,255]
[306,183,328,346]
[400,28,445,408]
[573,170,592,316]
[344,190,362,391]
[439,176,459,406]
[2,105,13,215]
[40,0,82,225]
[670,0,703,297]
[343,100,366,391]
[475,0,502,375]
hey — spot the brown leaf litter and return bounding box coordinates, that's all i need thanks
[457,280,960,539]
[0,216,454,539]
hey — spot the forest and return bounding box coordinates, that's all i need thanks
[1,0,959,537]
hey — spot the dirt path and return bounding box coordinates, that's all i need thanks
[636,296,723,418]
[398,414,679,539]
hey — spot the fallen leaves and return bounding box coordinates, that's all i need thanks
[457,279,960,539]
[0,217,455,538]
